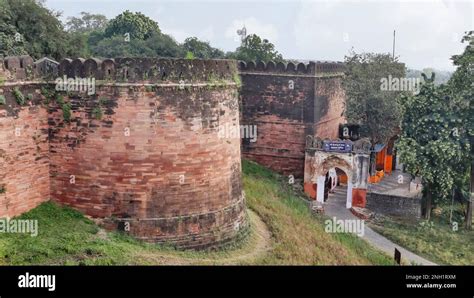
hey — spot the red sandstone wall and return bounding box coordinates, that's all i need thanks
[314,76,346,139]
[47,85,245,248]
[240,73,314,177]
[0,56,247,249]
[240,61,346,178]
[0,85,50,218]
[243,115,306,176]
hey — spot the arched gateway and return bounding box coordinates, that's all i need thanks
[304,137,371,208]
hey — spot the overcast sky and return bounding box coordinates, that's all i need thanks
[45,0,473,71]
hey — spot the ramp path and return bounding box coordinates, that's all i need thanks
[325,186,436,265]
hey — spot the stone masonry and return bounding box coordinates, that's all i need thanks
[0,56,247,249]
[239,60,346,178]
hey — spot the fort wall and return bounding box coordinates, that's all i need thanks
[239,60,346,177]
[0,56,246,249]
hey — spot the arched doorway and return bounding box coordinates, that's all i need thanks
[303,137,371,209]
[319,156,354,209]
[325,167,348,197]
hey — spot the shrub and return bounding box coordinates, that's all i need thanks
[13,88,25,105]
[0,95,6,105]
[92,107,103,120]
[62,103,72,122]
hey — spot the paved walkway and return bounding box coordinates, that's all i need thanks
[367,170,421,198]
[325,186,436,265]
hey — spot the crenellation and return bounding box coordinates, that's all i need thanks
[238,59,345,75]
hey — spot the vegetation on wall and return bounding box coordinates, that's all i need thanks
[92,107,103,120]
[13,87,25,105]
[53,94,72,122]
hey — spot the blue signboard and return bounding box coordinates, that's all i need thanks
[323,141,352,153]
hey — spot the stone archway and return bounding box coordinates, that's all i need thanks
[303,137,371,209]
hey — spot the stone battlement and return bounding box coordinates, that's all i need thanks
[58,57,238,82]
[238,60,345,75]
[1,56,239,83]
[1,56,343,82]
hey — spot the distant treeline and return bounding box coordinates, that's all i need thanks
[406,68,453,85]
[0,0,283,62]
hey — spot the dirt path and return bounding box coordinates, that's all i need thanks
[131,209,273,265]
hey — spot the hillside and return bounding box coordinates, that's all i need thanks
[0,160,393,265]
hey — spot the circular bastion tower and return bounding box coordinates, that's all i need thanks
[47,57,247,249]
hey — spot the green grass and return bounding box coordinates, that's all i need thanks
[0,202,137,265]
[370,212,474,265]
[242,160,394,265]
[0,160,394,265]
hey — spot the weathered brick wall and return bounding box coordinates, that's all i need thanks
[314,76,345,139]
[48,84,246,248]
[0,56,247,249]
[240,61,346,177]
[366,192,421,219]
[0,83,50,218]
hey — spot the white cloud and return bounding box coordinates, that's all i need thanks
[225,17,279,44]
[293,0,473,70]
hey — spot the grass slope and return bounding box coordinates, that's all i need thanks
[242,159,393,265]
[0,160,393,265]
[370,215,474,265]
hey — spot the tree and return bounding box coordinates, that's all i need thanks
[65,12,108,33]
[87,10,185,58]
[65,32,91,58]
[0,0,69,59]
[0,0,27,56]
[397,76,470,220]
[90,31,183,58]
[450,31,474,91]
[449,31,474,228]
[146,32,183,58]
[229,34,283,62]
[343,51,406,148]
[182,37,224,59]
[104,11,160,40]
